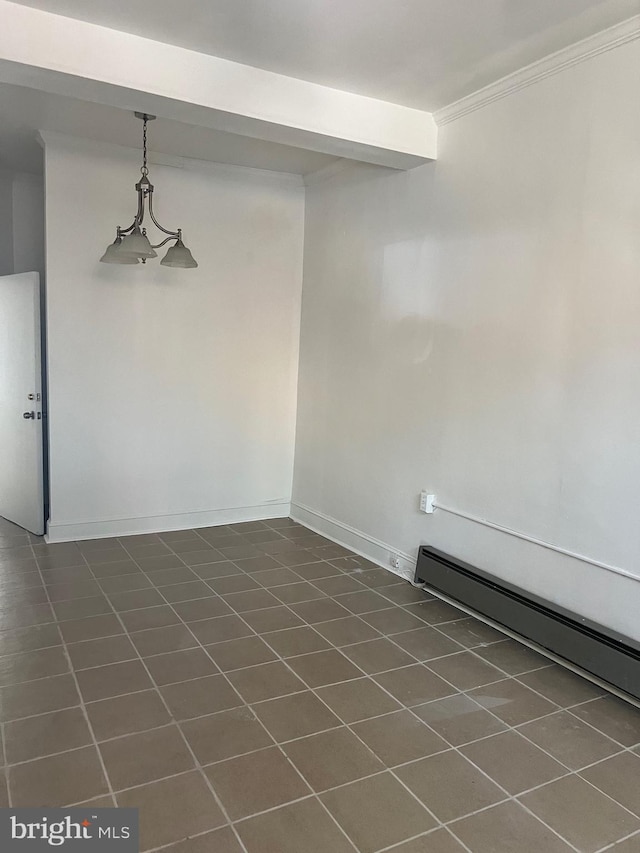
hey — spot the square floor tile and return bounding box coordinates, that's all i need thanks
[518,710,621,770]
[98,574,153,594]
[518,665,605,708]
[252,691,341,742]
[437,618,505,648]
[461,730,566,794]
[474,639,552,675]
[205,636,277,671]
[120,606,180,633]
[316,677,401,723]
[172,597,232,622]
[391,626,464,661]
[0,623,61,656]
[53,596,111,622]
[59,614,126,645]
[87,689,171,740]
[341,638,415,674]
[0,673,79,722]
[451,801,574,853]
[571,696,640,747]
[77,660,152,702]
[188,615,254,644]
[520,774,640,852]
[427,651,504,691]
[294,561,343,580]
[468,678,558,725]
[0,646,68,687]
[352,710,448,767]
[236,797,355,853]
[67,635,136,670]
[157,827,244,853]
[146,566,199,587]
[130,624,198,657]
[398,750,505,822]
[321,771,436,853]
[286,649,362,687]
[181,706,272,764]
[144,648,218,686]
[290,599,352,624]
[227,661,306,703]
[10,745,109,806]
[5,706,92,763]
[373,664,455,707]
[362,608,425,635]
[192,562,242,580]
[377,583,430,606]
[254,567,303,588]
[312,575,367,596]
[336,590,396,615]
[160,674,243,720]
[90,561,141,579]
[283,727,384,791]
[107,588,165,612]
[100,724,194,790]
[404,599,465,625]
[261,626,331,658]
[580,752,640,817]
[388,830,467,852]
[206,574,260,595]
[314,617,380,647]
[413,693,508,746]
[117,771,225,851]
[205,746,310,820]
[160,581,217,603]
[241,606,304,633]
[273,582,328,605]
[45,578,102,601]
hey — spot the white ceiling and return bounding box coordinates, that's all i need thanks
[9,0,640,110]
[0,84,338,175]
[3,0,639,176]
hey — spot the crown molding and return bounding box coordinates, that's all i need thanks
[435,14,640,126]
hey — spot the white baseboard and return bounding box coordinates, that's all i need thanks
[290,502,416,582]
[46,502,291,543]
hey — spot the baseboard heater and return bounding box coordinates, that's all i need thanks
[415,546,640,702]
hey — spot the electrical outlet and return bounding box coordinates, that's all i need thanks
[419,491,436,513]
[390,555,400,569]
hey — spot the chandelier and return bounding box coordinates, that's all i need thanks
[100,113,198,268]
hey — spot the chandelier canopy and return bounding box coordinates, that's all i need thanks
[100,113,198,268]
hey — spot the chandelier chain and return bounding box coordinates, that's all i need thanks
[141,117,149,177]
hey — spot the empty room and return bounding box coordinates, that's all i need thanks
[0,1,639,851]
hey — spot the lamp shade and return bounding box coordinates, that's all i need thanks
[119,226,157,259]
[100,235,139,264]
[161,238,198,268]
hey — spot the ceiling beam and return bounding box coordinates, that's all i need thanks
[0,0,437,169]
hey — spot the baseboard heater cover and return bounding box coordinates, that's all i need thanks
[415,546,640,702]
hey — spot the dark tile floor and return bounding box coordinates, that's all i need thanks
[1,515,640,852]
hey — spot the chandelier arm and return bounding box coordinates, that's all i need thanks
[147,191,180,238]
[149,236,177,250]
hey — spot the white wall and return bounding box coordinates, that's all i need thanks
[12,172,45,280]
[43,134,304,541]
[0,169,13,275]
[293,38,640,640]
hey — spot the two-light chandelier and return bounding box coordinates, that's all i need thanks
[100,113,198,268]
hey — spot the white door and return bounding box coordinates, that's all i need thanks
[0,272,45,535]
